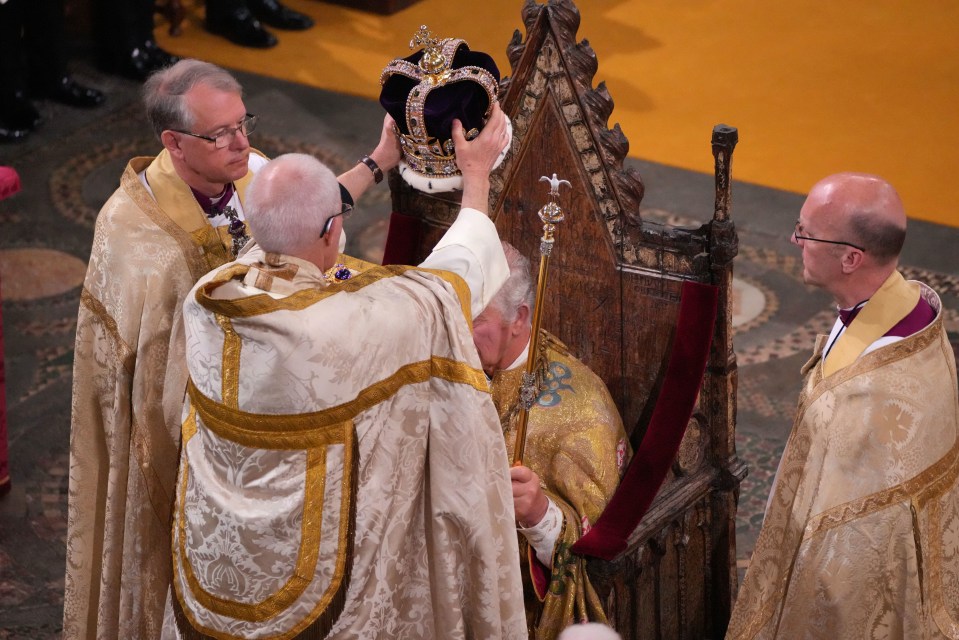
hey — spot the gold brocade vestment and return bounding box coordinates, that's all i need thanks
[727,283,959,639]
[167,248,527,639]
[63,151,260,639]
[491,331,630,639]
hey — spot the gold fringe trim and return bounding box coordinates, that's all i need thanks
[920,441,959,637]
[78,288,135,377]
[79,290,174,529]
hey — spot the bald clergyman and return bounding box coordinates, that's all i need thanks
[726,173,959,639]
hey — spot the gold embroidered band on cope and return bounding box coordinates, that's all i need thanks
[173,405,358,635]
[195,263,473,328]
[184,354,486,452]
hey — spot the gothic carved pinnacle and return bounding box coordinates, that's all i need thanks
[504,0,646,240]
[583,81,614,132]
[545,0,582,48]
[567,39,599,90]
[506,29,525,71]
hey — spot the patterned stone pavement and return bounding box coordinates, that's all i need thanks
[640,207,959,575]
[2,63,958,637]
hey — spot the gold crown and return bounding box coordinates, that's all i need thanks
[380,26,499,177]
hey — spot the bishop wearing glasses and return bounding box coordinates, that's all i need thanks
[63,59,401,638]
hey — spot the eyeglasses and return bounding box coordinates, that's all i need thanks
[320,203,353,238]
[171,114,257,149]
[792,221,865,252]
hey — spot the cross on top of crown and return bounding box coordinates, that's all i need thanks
[411,25,445,75]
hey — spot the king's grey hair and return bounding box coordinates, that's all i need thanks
[487,241,535,323]
[142,59,242,140]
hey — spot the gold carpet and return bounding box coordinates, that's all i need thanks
[157,0,959,227]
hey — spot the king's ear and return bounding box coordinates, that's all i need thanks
[513,303,532,334]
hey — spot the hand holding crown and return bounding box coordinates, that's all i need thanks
[453,103,508,178]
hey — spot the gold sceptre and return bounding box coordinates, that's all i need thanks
[513,173,571,467]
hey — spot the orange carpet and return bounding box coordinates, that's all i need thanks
[156,0,959,227]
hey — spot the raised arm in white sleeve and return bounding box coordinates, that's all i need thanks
[417,103,511,318]
[419,208,508,318]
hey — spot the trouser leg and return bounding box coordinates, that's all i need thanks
[0,0,27,92]
[23,0,68,83]
[0,0,40,134]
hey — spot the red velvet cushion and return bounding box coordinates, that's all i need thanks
[381,211,423,266]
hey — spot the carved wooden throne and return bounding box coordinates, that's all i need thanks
[386,1,746,637]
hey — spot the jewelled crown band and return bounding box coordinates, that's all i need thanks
[379,26,500,181]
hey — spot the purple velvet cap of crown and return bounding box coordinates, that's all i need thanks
[379,44,500,144]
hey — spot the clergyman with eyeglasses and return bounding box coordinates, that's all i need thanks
[62,59,400,639]
[726,173,959,638]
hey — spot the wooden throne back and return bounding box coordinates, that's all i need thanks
[388,1,746,637]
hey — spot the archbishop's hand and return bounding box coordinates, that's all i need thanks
[453,102,507,215]
[452,102,508,180]
[511,464,549,528]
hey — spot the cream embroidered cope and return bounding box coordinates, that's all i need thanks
[727,283,959,640]
[166,208,525,639]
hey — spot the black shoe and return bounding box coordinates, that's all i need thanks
[0,122,30,143]
[247,0,313,30]
[143,40,181,70]
[98,46,153,81]
[206,7,278,48]
[0,91,41,130]
[31,76,106,108]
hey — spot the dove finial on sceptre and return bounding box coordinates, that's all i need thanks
[539,173,571,198]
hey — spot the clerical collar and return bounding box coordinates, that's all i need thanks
[837,299,869,327]
[190,182,250,257]
[191,183,236,217]
[824,299,868,360]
